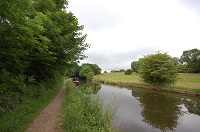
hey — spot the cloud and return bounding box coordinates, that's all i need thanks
[180,0,200,13]
[69,0,200,71]
[67,0,122,31]
[83,47,157,71]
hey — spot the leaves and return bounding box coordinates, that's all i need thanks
[138,52,178,86]
[0,0,89,112]
[180,48,200,73]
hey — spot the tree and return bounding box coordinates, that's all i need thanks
[171,57,188,73]
[79,65,94,80]
[81,63,101,75]
[0,0,89,112]
[79,63,102,80]
[131,61,139,73]
[65,63,80,77]
[172,57,181,66]
[89,64,102,75]
[138,52,178,86]
[125,69,132,75]
[180,48,200,73]
[119,69,125,72]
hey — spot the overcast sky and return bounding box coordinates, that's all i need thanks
[67,0,200,71]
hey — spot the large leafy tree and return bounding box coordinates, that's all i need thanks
[79,65,93,79]
[138,52,178,87]
[180,48,200,73]
[131,61,139,73]
[0,0,89,112]
[65,63,80,77]
[81,63,101,75]
[29,0,89,81]
[0,0,51,76]
[79,63,101,80]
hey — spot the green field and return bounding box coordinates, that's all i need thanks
[94,72,200,93]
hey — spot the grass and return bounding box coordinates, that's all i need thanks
[62,80,115,132]
[94,72,200,93]
[0,79,63,132]
[176,73,200,88]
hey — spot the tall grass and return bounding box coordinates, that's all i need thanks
[62,80,115,132]
[0,77,64,132]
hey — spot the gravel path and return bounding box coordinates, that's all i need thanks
[26,81,66,132]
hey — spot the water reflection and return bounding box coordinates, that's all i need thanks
[80,81,101,95]
[79,82,200,132]
[93,85,200,132]
[181,98,200,116]
[132,90,183,131]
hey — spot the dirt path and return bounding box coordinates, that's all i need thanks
[26,81,66,132]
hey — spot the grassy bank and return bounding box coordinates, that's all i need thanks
[0,78,63,132]
[62,80,115,132]
[94,73,200,95]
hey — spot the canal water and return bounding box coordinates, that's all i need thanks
[93,85,200,132]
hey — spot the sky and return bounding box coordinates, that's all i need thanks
[67,0,200,72]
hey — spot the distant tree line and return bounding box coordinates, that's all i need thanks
[66,63,102,80]
[0,0,89,113]
[110,69,132,75]
[129,49,200,86]
[109,49,200,86]
[131,48,200,74]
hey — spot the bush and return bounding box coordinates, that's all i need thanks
[138,52,178,86]
[0,74,63,131]
[125,69,132,75]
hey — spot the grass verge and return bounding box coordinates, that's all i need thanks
[0,78,63,132]
[94,73,200,95]
[62,80,115,132]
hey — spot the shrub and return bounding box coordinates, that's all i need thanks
[138,52,178,86]
[125,69,132,75]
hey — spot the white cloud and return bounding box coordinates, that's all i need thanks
[68,0,200,71]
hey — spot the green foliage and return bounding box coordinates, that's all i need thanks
[95,73,200,93]
[172,57,181,66]
[80,81,101,95]
[62,80,115,132]
[125,69,132,75]
[138,52,178,86]
[0,69,26,113]
[0,0,89,114]
[119,69,125,72]
[111,70,119,73]
[86,72,94,81]
[79,63,101,80]
[176,65,188,73]
[65,63,80,77]
[180,48,200,73]
[0,75,63,132]
[131,61,139,73]
[81,63,102,75]
[79,65,93,78]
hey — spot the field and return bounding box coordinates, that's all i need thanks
[94,72,200,93]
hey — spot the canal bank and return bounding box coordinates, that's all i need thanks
[93,73,200,96]
[94,79,200,96]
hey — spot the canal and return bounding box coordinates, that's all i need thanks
[92,84,200,132]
